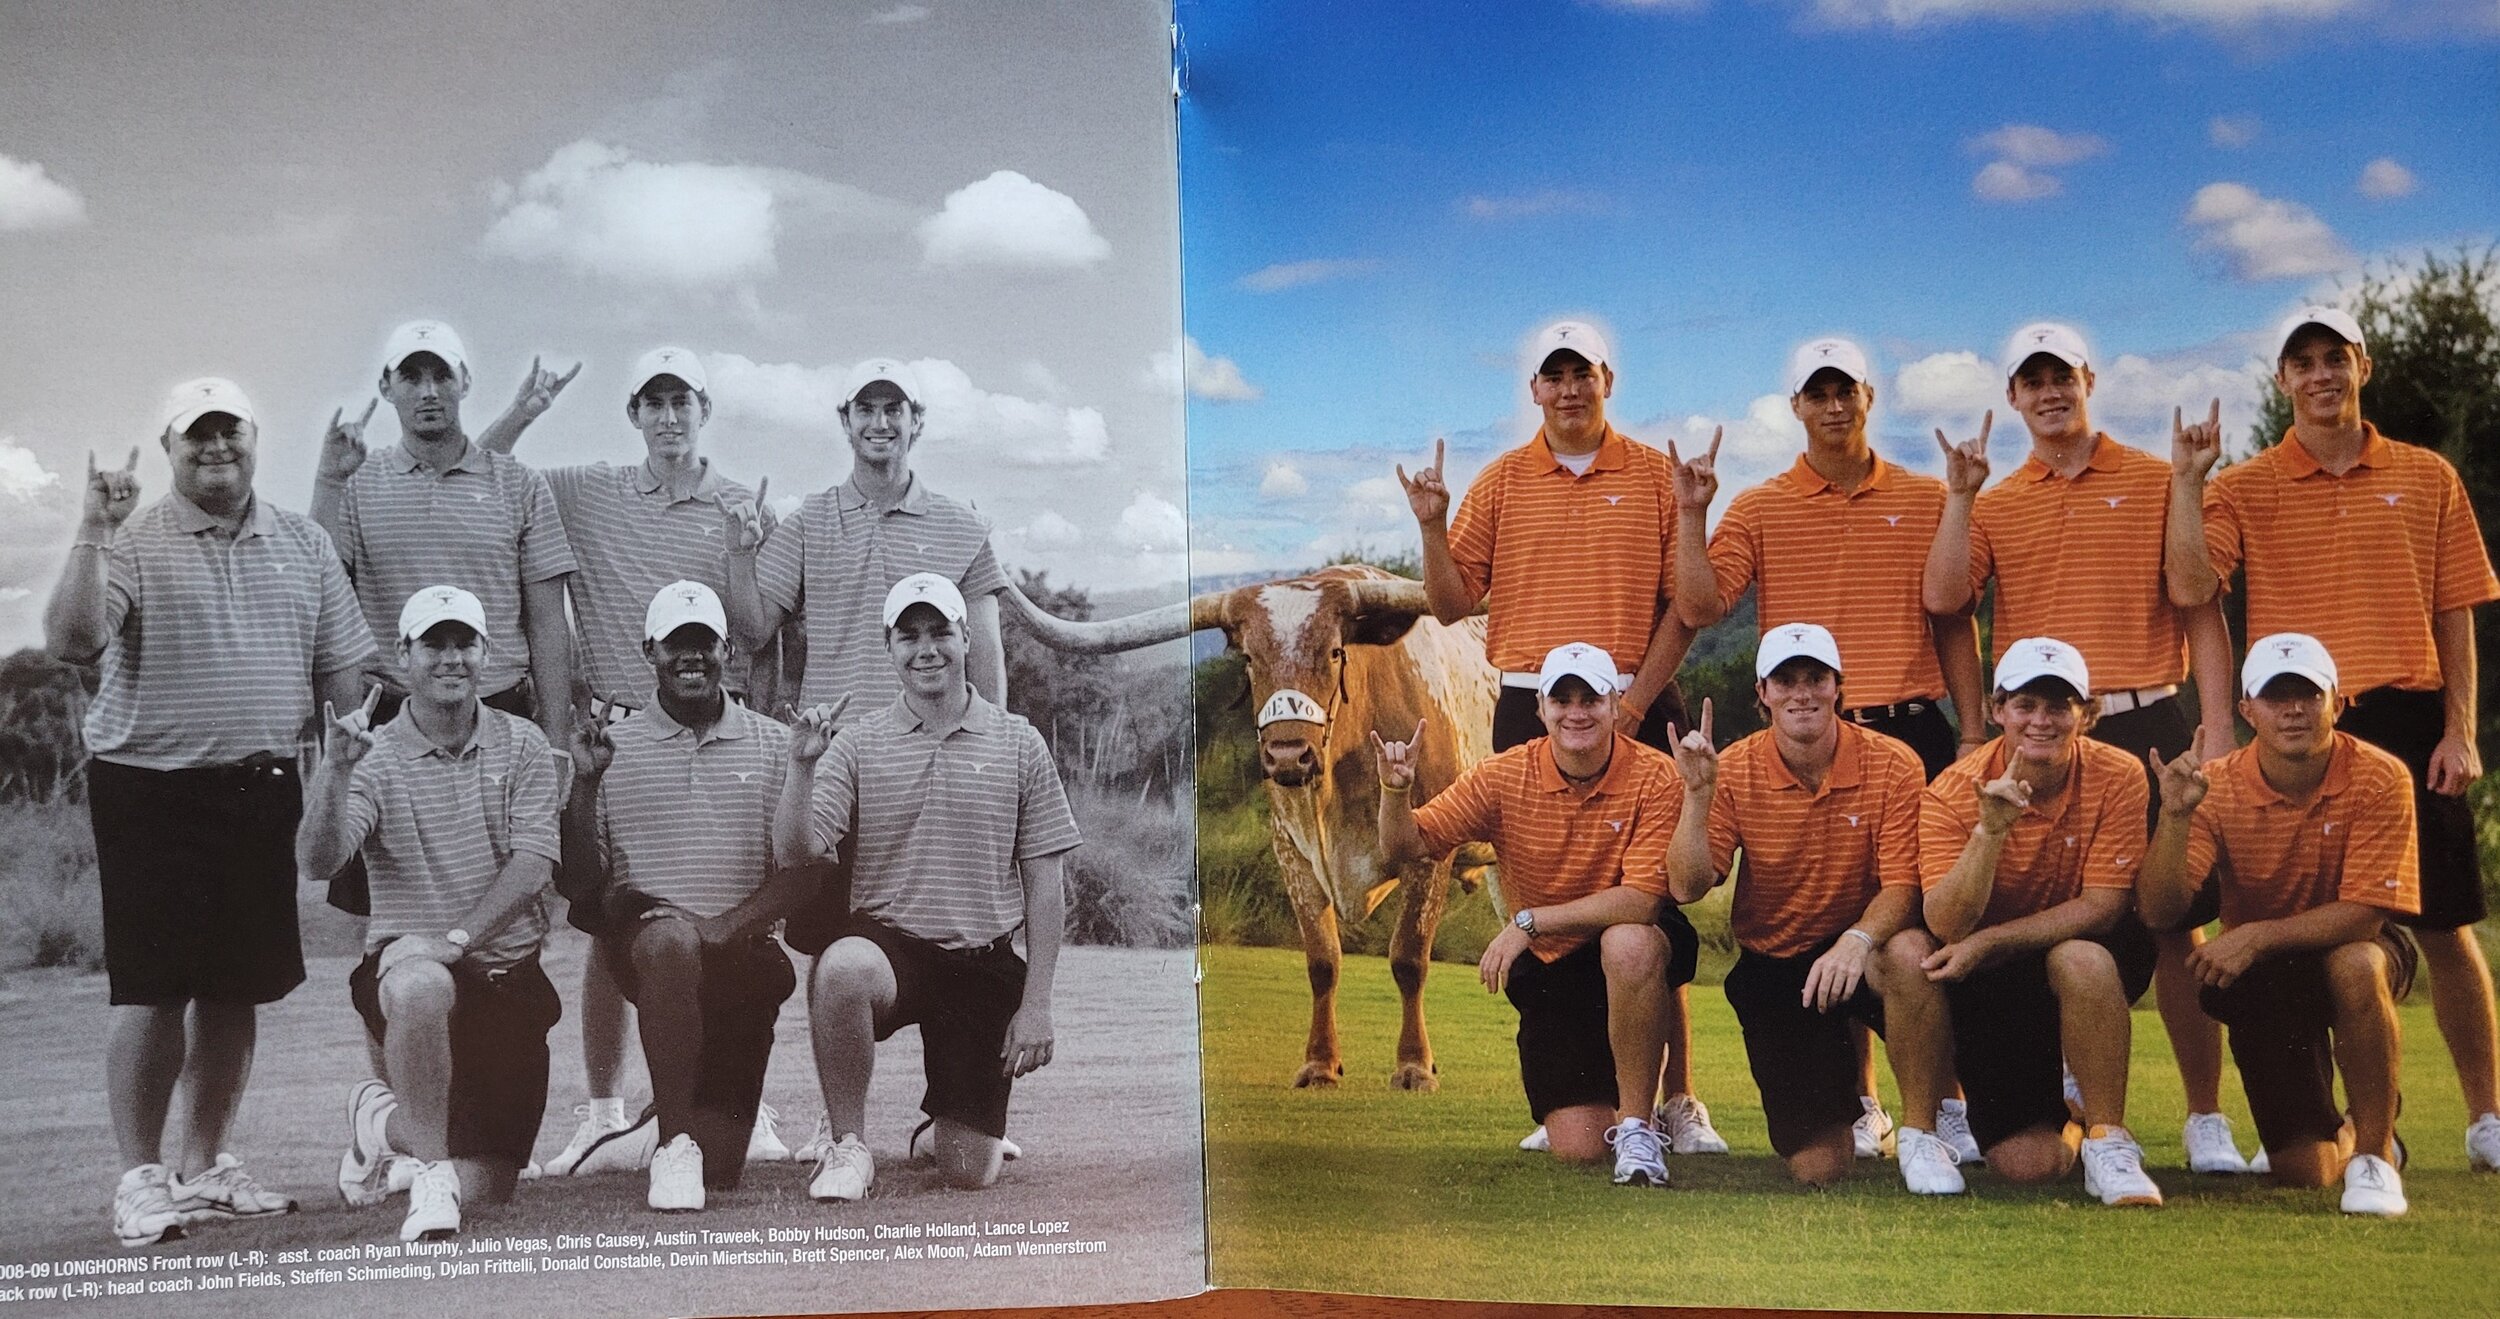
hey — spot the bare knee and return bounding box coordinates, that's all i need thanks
[1786,1129,1854,1187]
[2324,940,2392,1009]
[931,1118,1006,1189]
[2045,939,2119,996]
[377,958,455,1024]
[1986,1126,2076,1183]
[629,914,704,980]
[810,937,894,1007]
[1872,930,1938,993]
[2262,1142,2342,1188]
[1599,923,1667,985]
[1544,1104,1613,1164]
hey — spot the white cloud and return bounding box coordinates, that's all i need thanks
[1118,491,1188,553]
[917,170,1109,270]
[1460,190,1607,220]
[1260,461,1308,499]
[705,353,1110,467]
[1237,258,1382,293]
[1146,337,1260,401]
[2185,182,2355,280]
[0,153,85,232]
[1969,124,2109,168]
[866,3,930,22]
[2357,158,2418,200]
[1021,510,1083,550]
[2208,115,2261,148]
[1972,161,2064,203]
[1804,0,2367,27]
[0,438,63,501]
[2090,352,2270,445]
[1340,475,1410,527]
[1892,351,2004,420]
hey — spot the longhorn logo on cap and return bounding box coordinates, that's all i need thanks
[1256,689,1329,729]
[1786,627,1810,644]
[2032,330,2052,344]
[1555,326,1574,341]
[2035,644,2060,662]
[1817,344,1835,357]
[2275,640,2299,658]
[428,587,458,608]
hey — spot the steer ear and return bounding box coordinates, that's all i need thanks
[1342,608,1422,648]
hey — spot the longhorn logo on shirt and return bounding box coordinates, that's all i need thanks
[2381,494,2402,506]
[485,770,506,786]
[2103,497,2126,509]
[1843,814,1862,828]
[1882,515,1903,526]
[1602,495,1624,506]
[730,770,763,784]
[2322,821,2337,835]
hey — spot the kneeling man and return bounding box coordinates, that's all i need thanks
[2139,634,2419,1215]
[563,582,813,1211]
[1920,638,2163,1205]
[1666,624,1962,1192]
[774,574,1079,1200]
[1374,643,1700,1186]
[299,586,564,1241]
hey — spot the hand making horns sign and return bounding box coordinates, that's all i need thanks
[1974,771,2032,837]
[2171,397,2223,482]
[1368,718,1427,792]
[511,355,582,421]
[322,685,385,769]
[1665,697,1718,792]
[718,475,771,555]
[1667,426,1723,511]
[318,399,378,484]
[83,447,142,530]
[788,695,852,765]
[1395,438,1450,525]
[2149,727,2211,815]
[1935,410,1993,498]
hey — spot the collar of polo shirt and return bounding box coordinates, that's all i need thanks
[2235,732,2356,806]
[837,472,934,515]
[167,488,274,538]
[1787,452,1898,495]
[388,700,500,759]
[634,457,726,503]
[387,439,490,475]
[640,696,751,744]
[2019,433,2124,482]
[888,690,994,738]
[2279,422,2394,477]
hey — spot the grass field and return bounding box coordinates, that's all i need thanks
[1202,943,2500,1317]
[0,930,1205,1318]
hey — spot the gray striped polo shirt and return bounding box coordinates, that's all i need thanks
[806,693,1081,949]
[754,475,1007,709]
[328,440,577,697]
[543,459,767,705]
[87,492,374,770]
[342,704,561,968]
[593,698,790,918]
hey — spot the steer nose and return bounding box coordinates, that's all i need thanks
[1261,737,1319,785]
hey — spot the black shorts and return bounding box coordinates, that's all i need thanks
[2201,923,2419,1153]
[1501,905,1700,1123]
[1942,931,2157,1152]
[606,923,797,1150]
[837,916,1028,1140]
[89,757,305,1007]
[349,946,561,1166]
[1846,701,1958,782]
[781,841,858,957]
[2339,687,2487,930]
[1493,682,1688,754]
[1723,940,1887,1157]
[327,685,535,917]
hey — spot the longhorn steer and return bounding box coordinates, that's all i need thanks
[1002,564,1495,1089]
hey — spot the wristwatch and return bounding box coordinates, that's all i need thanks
[1513,908,1537,938]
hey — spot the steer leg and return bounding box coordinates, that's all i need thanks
[1289,898,1344,1089]
[1386,861,1449,1091]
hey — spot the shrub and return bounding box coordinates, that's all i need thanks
[1061,782,1195,949]
[0,797,104,972]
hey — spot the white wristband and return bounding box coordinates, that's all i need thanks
[1841,928,1876,949]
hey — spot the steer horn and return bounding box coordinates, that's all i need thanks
[1346,578,1434,618]
[1000,578,1226,653]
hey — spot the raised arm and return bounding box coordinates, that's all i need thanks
[1669,429,1726,629]
[1933,613,1989,752]
[43,447,140,664]
[1399,439,1481,626]
[1371,719,1430,863]
[2181,599,2238,760]
[308,402,376,538]
[720,478,788,655]
[2137,733,2211,933]
[1921,773,2028,945]
[1665,702,1721,904]
[297,688,382,884]
[967,591,1007,705]
[772,702,845,869]
[475,357,580,455]
[2165,399,2224,607]
[1922,414,1991,614]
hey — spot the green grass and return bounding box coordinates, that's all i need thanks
[1202,943,2500,1317]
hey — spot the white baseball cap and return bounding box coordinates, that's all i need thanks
[2002,322,2090,380]
[1529,320,1612,374]
[382,320,470,376]
[629,346,708,398]
[2273,305,2366,359]
[157,377,256,436]
[1992,636,2091,699]
[1755,622,1845,680]
[882,572,967,627]
[842,357,924,408]
[645,580,728,642]
[398,585,489,642]
[2241,632,2339,698]
[1785,338,1871,396]
[1536,642,1619,698]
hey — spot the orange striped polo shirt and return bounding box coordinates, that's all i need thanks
[1411,733,1683,962]
[1709,454,1948,706]
[2203,425,2500,693]
[1446,427,1678,674]
[1919,735,2147,929]
[2184,733,2420,927]
[1706,721,1926,959]
[1969,435,2185,691]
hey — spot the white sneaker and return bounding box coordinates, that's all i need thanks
[518,1161,541,1181]
[400,1161,461,1242]
[1936,1098,1983,1165]
[2184,1112,2252,1174]
[1655,1094,1729,1155]
[1518,1126,1550,1153]
[808,1133,874,1202]
[114,1164,186,1249]
[746,1103,790,1162]
[2468,1112,2500,1172]
[2080,1126,2164,1207]
[2341,1152,2407,1216]
[545,1102,635,1176]
[2249,1147,2271,1176]
[171,1154,297,1221]
[793,1114,834,1166]
[338,1078,400,1207]
[573,1109,659,1175]
[907,1117,1022,1163]
[649,1134,705,1212]
[1853,1096,1896,1159]
[1606,1117,1669,1187]
[1895,1127,1966,1196]
[384,1155,421,1196]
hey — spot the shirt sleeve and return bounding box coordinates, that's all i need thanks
[514,466,579,584]
[2340,761,2422,915]
[1918,774,1977,891]
[309,526,377,676]
[539,463,591,526]
[806,731,861,856]
[1965,498,1998,602]
[756,497,807,615]
[1445,469,1498,603]
[1706,493,1759,613]
[961,534,1010,600]
[2430,460,2500,613]
[1704,777,1742,883]
[2183,800,2223,887]
[342,762,385,857]
[504,724,564,865]
[101,531,140,639]
[1012,725,1084,861]
[1411,760,1501,856]
[1874,749,1923,889]
[2200,474,2246,583]
[2080,755,2150,891]
[1613,765,1683,898]
[332,472,368,578]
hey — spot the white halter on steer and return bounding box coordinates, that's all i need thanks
[1255,689,1330,728]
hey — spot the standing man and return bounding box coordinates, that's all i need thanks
[2139,635,2419,1215]
[1924,322,2250,1175]
[45,379,372,1247]
[475,347,791,1174]
[773,574,1076,1200]
[563,583,815,1211]
[299,587,565,1242]
[2169,306,2500,1171]
[1664,625,1963,1193]
[312,320,577,754]
[1373,644,1692,1186]
[1397,320,1724,1155]
[1920,638,2164,1206]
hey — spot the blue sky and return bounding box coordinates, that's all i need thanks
[1176,0,2500,577]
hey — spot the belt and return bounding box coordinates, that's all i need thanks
[1845,700,1936,724]
[2096,685,2179,717]
[1502,671,1639,691]
[159,752,295,782]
